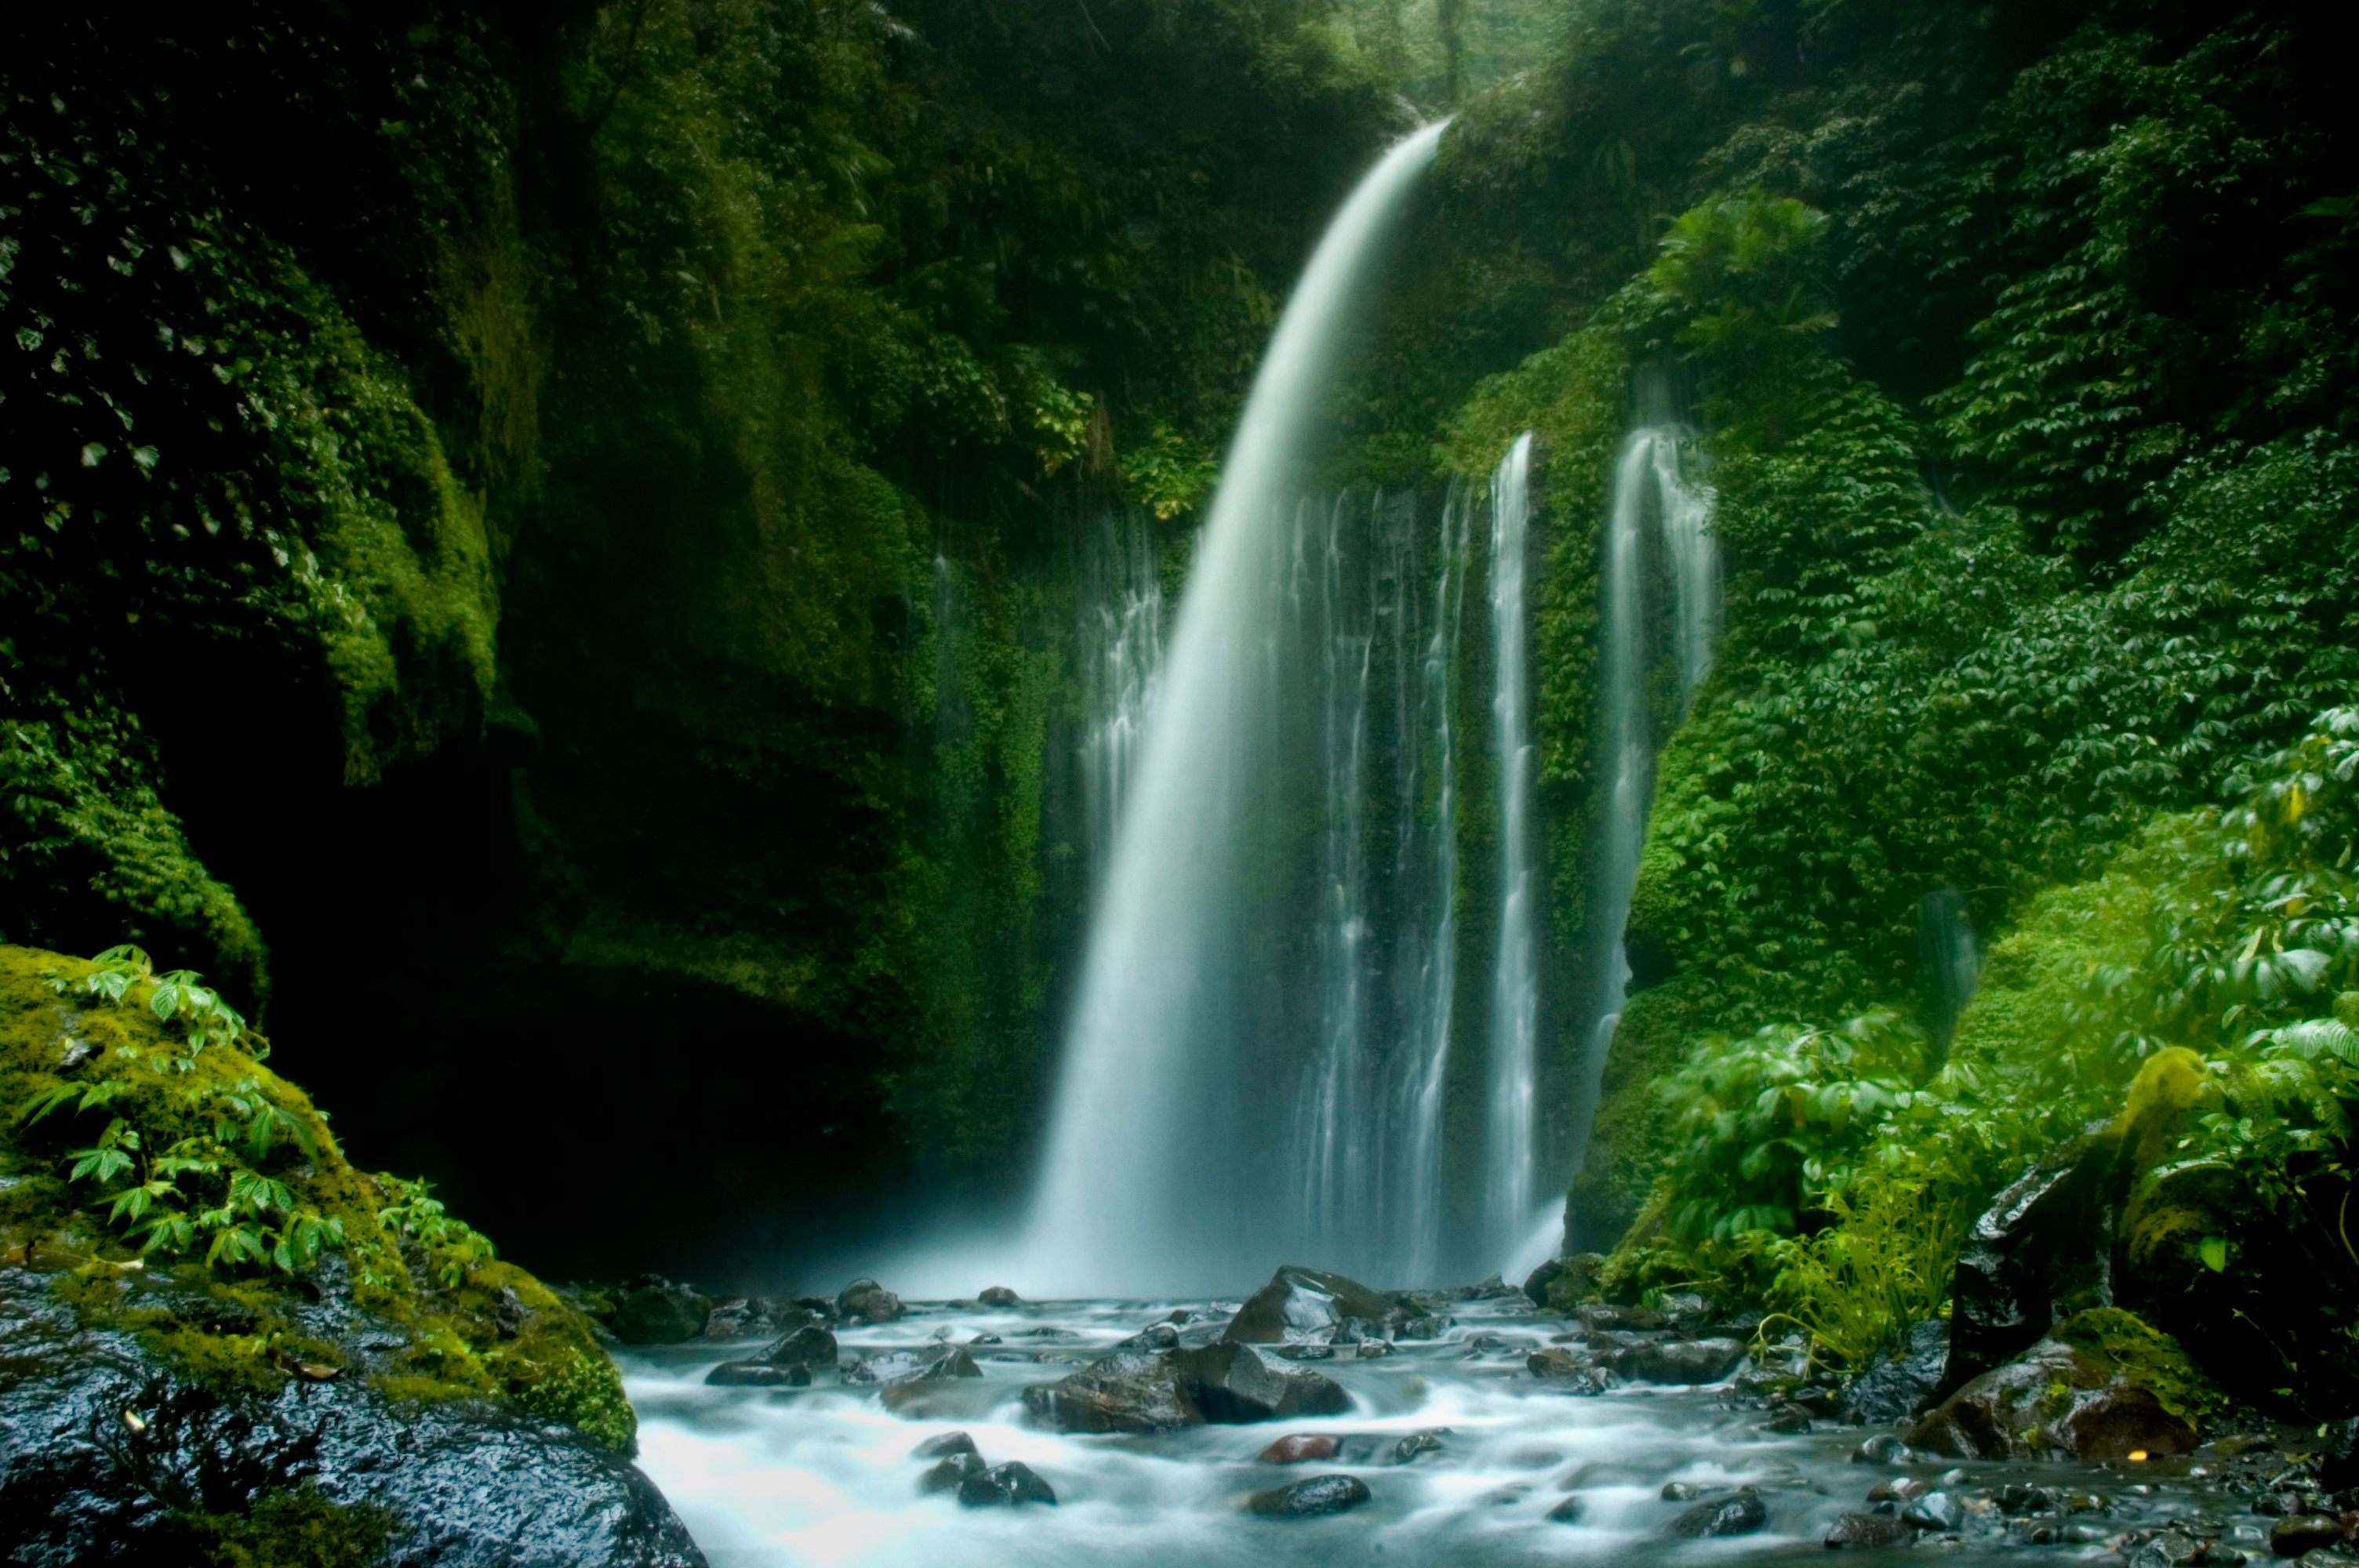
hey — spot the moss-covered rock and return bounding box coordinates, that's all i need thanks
[0,942,679,1559]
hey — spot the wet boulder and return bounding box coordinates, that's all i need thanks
[1259,1433,1339,1463]
[958,1461,1056,1508]
[1023,1341,1348,1434]
[1666,1486,1766,1537]
[764,1324,840,1369]
[1246,1474,1371,1518]
[608,1275,716,1345]
[1223,1265,1410,1345]
[701,1298,775,1340]
[838,1279,907,1323]
[1612,1338,1746,1385]
[1943,1122,2125,1398]
[0,1267,703,1567]
[703,1360,808,1386]
[2271,1515,2346,1556]
[843,1343,982,1388]
[920,1452,987,1494]
[911,1431,980,1459]
[1826,1512,1914,1548]
[1905,1330,2197,1461]
[1841,1318,1950,1425]
[978,1286,1023,1307]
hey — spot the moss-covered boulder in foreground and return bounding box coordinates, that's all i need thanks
[0,945,700,1566]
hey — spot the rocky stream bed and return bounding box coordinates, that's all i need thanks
[605,1269,2351,1568]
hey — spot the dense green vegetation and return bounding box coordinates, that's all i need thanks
[8,0,2359,1418]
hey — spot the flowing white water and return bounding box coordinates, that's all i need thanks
[1078,510,1165,873]
[1482,434,1542,1265]
[1566,430,1717,1223]
[620,1294,2233,1568]
[1020,122,1448,1296]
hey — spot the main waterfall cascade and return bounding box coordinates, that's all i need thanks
[1020,122,1450,1295]
[1020,118,1725,1290]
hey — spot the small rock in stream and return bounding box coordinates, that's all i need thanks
[978,1286,1022,1306]
[1762,1403,1812,1433]
[1547,1494,1587,1523]
[1663,1482,1704,1501]
[1258,1433,1339,1464]
[911,1430,979,1459]
[704,1360,809,1386]
[1826,1511,1915,1548]
[920,1452,987,1495]
[1390,1429,1447,1464]
[957,1461,1057,1508]
[1666,1486,1766,1537]
[838,1278,907,1323]
[1246,1474,1372,1518]
[1902,1491,1965,1532]
[765,1324,840,1368]
[1852,1432,1914,1465]
[2272,1515,2347,1556]
[843,1342,981,1387]
[1615,1338,1747,1385]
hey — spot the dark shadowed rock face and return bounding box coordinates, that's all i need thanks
[1905,1337,2195,1461]
[1022,1340,1349,1434]
[838,1279,907,1324]
[0,1269,704,1567]
[1943,1124,2120,1397]
[609,1276,716,1346]
[1842,1319,1950,1425]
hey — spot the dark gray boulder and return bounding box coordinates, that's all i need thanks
[842,1343,981,1387]
[1223,1265,1409,1345]
[837,1279,907,1324]
[1022,1341,1348,1434]
[1841,1319,1950,1425]
[763,1325,839,1369]
[1943,1122,2121,1398]
[1666,1486,1766,1537]
[1905,1334,2195,1461]
[1826,1511,1914,1548]
[911,1431,979,1460]
[957,1461,1056,1508]
[1612,1338,1745,1385]
[1246,1474,1370,1517]
[703,1361,807,1387]
[977,1287,1021,1307]
[608,1276,714,1346]
[0,1269,703,1567]
[918,1452,985,1495]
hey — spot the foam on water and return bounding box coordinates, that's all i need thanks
[620,1294,2224,1568]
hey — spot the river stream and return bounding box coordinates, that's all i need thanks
[617,1293,2265,1568]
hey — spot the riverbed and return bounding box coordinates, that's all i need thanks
[617,1292,2267,1568]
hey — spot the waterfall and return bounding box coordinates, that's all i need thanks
[1078,510,1165,875]
[1482,435,1541,1265]
[1567,427,1717,1224]
[1020,122,1448,1296]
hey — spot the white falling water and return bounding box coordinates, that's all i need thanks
[1482,434,1541,1266]
[1020,122,1448,1296]
[1078,511,1165,872]
[1566,427,1717,1234]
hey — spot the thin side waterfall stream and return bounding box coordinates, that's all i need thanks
[1483,434,1543,1269]
[1568,428,1717,1225]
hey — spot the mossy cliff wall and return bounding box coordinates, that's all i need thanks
[1,0,1409,1280]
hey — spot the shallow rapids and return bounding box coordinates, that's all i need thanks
[617,1295,2258,1568]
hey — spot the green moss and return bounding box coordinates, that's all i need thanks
[0,944,634,1450]
[172,1486,397,1568]
[2051,1308,2226,1427]
[1567,975,1710,1243]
